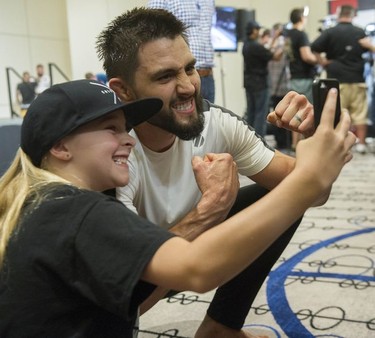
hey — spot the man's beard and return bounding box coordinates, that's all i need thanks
[147,93,205,140]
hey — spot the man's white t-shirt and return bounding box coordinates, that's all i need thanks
[35,74,51,94]
[117,102,275,229]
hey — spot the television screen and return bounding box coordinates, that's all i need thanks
[211,6,238,52]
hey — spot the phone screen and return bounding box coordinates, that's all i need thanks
[312,78,341,128]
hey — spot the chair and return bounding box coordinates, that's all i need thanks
[0,124,22,176]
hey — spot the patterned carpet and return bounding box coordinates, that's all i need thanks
[139,150,375,338]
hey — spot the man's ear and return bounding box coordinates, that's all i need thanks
[49,140,72,162]
[109,77,135,101]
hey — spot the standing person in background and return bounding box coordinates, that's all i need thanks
[84,72,96,80]
[147,0,216,103]
[35,64,51,95]
[269,23,291,108]
[268,23,291,149]
[16,71,37,117]
[243,20,283,137]
[259,28,271,47]
[311,5,372,154]
[286,7,318,150]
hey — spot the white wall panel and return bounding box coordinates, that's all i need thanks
[66,0,148,80]
[0,1,29,35]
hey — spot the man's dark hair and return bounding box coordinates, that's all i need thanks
[96,7,189,85]
[338,5,356,18]
[290,8,304,24]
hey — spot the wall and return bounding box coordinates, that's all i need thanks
[66,0,133,81]
[0,0,329,119]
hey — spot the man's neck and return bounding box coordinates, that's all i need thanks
[338,17,352,23]
[293,22,304,31]
[134,123,176,152]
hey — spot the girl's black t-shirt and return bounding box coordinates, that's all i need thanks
[0,185,174,337]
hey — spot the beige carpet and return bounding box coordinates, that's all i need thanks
[139,151,375,338]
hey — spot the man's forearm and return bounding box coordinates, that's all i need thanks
[169,192,233,240]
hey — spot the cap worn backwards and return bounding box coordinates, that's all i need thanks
[21,79,162,167]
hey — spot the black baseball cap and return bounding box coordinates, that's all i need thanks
[246,21,262,34]
[21,79,162,167]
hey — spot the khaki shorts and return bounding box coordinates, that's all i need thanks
[290,78,313,103]
[340,83,368,125]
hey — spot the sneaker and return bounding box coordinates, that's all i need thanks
[354,143,367,154]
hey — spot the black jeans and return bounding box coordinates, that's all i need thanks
[206,184,302,329]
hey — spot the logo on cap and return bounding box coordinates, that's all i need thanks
[90,81,119,104]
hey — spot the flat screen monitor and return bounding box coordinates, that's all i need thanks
[211,6,238,52]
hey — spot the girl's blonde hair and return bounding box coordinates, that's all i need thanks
[0,149,67,268]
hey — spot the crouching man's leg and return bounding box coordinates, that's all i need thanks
[195,184,303,338]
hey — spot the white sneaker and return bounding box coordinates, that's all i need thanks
[354,143,367,154]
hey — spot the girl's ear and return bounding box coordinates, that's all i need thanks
[109,77,136,101]
[49,140,72,162]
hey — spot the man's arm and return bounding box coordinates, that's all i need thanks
[16,88,22,105]
[359,37,375,52]
[265,91,334,206]
[310,34,331,68]
[250,150,294,190]
[250,150,331,207]
[300,45,318,65]
[313,52,330,68]
[118,150,240,240]
[168,153,240,239]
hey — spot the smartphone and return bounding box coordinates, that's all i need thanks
[312,78,341,128]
